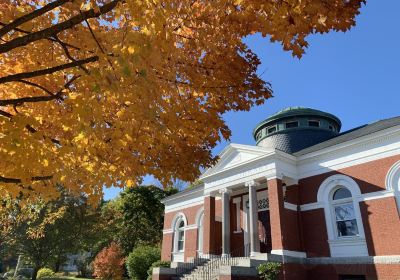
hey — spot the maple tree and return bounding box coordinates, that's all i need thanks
[92,242,125,280]
[0,0,365,201]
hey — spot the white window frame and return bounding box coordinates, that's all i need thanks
[317,175,368,257]
[171,212,187,262]
[386,160,400,213]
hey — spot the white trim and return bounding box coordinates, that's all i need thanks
[271,249,307,258]
[328,237,369,257]
[171,212,188,229]
[300,202,324,211]
[163,229,173,234]
[243,194,249,249]
[386,160,400,212]
[283,202,298,211]
[299,190,395,211]
[185,224,198,230]
[360,190,395,201]
[165,198,204,213]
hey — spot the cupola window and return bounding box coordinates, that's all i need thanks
[308,120,320,127]
[285,121,299,129]
[267,126,277,134]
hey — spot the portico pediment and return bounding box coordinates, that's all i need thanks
[200,144,274,179]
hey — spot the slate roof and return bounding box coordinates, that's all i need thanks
[294,116,400,156]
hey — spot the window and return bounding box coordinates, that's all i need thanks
[267,126,277,134]
[331,187,359,237]
[329,125,334,131]
[285,121,298,129]
[172,215,186,255]
[317,175,368,257]
[308,120,320,127]
[177,220,185,251]
[256,131,262,140]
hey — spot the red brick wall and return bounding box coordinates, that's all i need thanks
[304,264,400,280]
[161,233,173,261]
[268,178,285,251]
[204,196,216,254]
[301,208,330,257]
[184,228,198,261]
[282,208,302,252]
[360,196,400,256]
[298,154,400,204]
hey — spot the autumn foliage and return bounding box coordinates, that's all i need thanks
[93,242,125,280]
[0,0,365,201]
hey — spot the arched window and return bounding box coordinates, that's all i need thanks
[331,187,359,237]
[174,218,185,252]
[317,175,368,257]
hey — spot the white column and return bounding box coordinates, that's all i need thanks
[220,188,231,257]
[246,180,260,256]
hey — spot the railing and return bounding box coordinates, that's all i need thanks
[176,243,251,280]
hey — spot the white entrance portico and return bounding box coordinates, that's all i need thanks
[199,144,298,257]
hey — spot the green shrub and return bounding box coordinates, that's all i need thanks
[146,260,170,280]
[37,268,55,279]
[126,245,160,280]
[257,262,282,280]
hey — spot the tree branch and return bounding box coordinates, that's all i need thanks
[16,80,54,96]
[0,74,80,106]
[0,0,72,39]
[0,175,53,184]
[0,0,122,54]
[0,56,97,84]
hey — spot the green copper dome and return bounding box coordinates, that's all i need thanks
[253,107,342,153]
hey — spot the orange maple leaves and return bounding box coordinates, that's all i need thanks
[0,0,364,201]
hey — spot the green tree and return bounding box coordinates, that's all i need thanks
[118,185,176,254]
[0,194,100,280]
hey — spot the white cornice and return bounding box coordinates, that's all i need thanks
[297,125,400,162]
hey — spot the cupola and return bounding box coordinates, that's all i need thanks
[253,107,342,154]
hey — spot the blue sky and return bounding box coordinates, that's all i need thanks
[104,0,400,200]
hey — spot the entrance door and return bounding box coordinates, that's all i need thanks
[258,210,272,253]
[243,194,272,254]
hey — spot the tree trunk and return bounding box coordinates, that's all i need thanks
[14,255,22,277]
[31,266,40,280]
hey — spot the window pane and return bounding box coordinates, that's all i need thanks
[178,240,184,251]
[308,120,320,127]
[267,126,277,134]
[333,188,352,200]
[337,219,359,237]
[335,203,356,221]
[179,220,184,228]
[285,121,298,128]
[178,230,184,241]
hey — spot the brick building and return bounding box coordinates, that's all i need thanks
[156,107,400,280]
